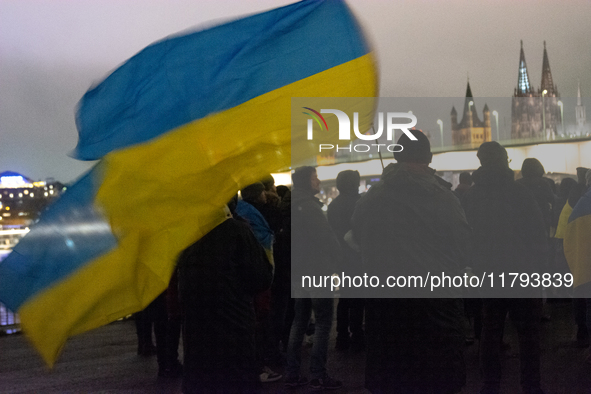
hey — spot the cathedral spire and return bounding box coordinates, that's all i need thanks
[576,80,586,129]
[463,80,474,116]
[540,40,555,95]
[517,40,532,95]
[465,79,473,98]
[461,80,481,127]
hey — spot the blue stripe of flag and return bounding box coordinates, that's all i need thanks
[74,0,369,160]
[569,189,591,224]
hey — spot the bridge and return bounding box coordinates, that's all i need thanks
[271,138,591,186]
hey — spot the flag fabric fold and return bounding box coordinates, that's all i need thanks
[0,0,377,366]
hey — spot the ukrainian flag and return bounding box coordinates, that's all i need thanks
[554,201,572,239]
[565,188,591,288]
[0,0,376,365]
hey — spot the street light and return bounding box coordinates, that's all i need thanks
[437,119,443,147]
[542,89,547,140]
[557,100,564,136]
[492,110,499,142]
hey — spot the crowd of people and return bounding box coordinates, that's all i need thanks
[133,130,591,394]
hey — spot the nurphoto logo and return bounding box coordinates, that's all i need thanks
[303,107,419,153]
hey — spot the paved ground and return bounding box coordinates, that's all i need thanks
[1,301,591,393]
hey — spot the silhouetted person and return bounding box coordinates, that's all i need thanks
[327,170,365,351]
[177,206,273,394]
[463,142,547,394]
[517,158,555,235]
[286,166,342,390]
[263,182,293,366]
[236,182,282,383]
[275,187,294,353]
[254,176,291,367]
[158,274,183,378]
[352,130,469,394]
[276,185,290,200]
[134,302,158,357]
[454,171,473,202]
[259,175,283,234]
[135,288,182,378]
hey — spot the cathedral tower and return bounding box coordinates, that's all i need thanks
[576,81,587,134]
[451,81,491,146]
[511,41,560,140]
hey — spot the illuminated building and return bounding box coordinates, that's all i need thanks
[0,171,65,230]
[451,81,492,147]
[575,81,588,135]
[511,41,560,140]
[0,170,66,330]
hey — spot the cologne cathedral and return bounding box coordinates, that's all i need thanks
[511,41,560,140]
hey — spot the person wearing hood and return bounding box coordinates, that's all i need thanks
[516,158,556,235]
[351,130,469,394]
[463,142,548,394]
[327,170,365,351]
[286,166,343,390]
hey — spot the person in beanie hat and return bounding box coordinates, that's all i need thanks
[352,129,469,393]
[390,129,454,190]
[463,142,547,394]
[393,129,433,164]
[476,141,509,167]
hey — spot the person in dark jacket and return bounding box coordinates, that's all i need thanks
[266,184,293,365]
[286,166,343,390]
[352,130,469,394]
[254,176,291,366]
[516,158,555,235]
[259,175,283,235]
[177,207,273,394]
[235,182,282,383]
[327,170,365,351]
[463,142,547,394]
[275,187,294,352]
[516,158,556,320]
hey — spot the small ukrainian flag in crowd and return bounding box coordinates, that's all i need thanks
[565,188,591,289]
[0,0,376,365]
